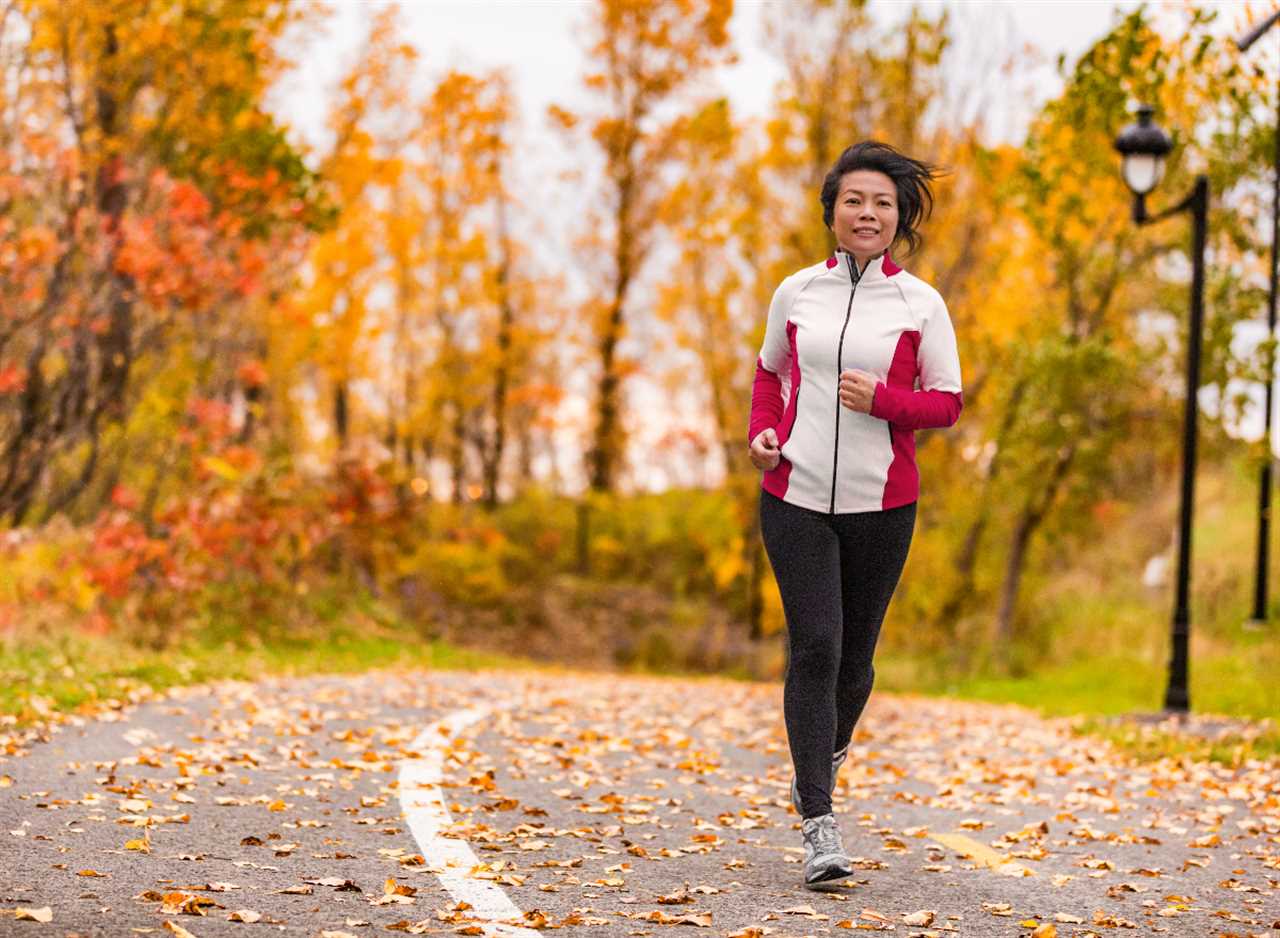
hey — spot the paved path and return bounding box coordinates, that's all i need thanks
[1,669,1277,937]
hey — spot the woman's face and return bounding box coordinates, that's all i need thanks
[831,169,898,261]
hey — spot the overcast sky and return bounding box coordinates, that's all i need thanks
[267,0,1182,161]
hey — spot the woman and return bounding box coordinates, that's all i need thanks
[747,141,962,888]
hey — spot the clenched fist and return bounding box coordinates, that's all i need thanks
[839,369,877,414]
[749,428,781,471]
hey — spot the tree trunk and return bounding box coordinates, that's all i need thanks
[588,168,636,494]
[333,381,349,453]
[933,375,1030,634]
[589,297,626,492]
[515,409,534,492]
[747,509,765,641]
[484,172,515,508]
[993,443,1077,650]
[238,381,262,445]
[995,510,1034,648]
[450,405,466,504]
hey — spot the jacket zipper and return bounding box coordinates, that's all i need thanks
[830,253,860,513]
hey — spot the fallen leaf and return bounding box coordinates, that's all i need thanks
[304,877,361,891]
[633,909,712,926]
[657,883,693,904]
[383,878,417,897]
[228,910,261,923]
[371,894,415,906]
[160,893,219,916]
[15,907,52,923]
[779,905,821,917]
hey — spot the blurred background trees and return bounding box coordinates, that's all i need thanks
[0,0,1276,709]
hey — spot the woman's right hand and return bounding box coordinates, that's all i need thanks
[749,428,781,471]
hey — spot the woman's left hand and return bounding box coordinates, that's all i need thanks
[839,369,877,413]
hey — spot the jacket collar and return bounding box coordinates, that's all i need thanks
[826,248,902,282]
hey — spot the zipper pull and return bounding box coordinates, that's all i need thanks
[845,252,861,284]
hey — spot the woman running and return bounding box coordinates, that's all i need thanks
[747,140,962,888]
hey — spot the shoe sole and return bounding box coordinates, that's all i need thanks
[804,859,855,887]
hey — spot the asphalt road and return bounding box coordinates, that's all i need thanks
[1,668,1277,937]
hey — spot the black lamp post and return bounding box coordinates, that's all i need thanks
[1236,9,1280,628]
[1114,104,1209,714]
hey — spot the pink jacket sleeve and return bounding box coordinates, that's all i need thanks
[869,290,963,430]
[747,279,796,443]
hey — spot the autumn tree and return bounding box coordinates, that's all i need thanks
[928,6,1274,663]
[289,6,416,465]
[552,0,733,494]
[412,70,519,503]
[760,0,949,271]
[0,0,325,526]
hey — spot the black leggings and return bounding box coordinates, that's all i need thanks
[759,489,916,819]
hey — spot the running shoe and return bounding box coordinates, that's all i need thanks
[801,812,854,886]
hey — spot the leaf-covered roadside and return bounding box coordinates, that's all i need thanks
[1,670,1277,936]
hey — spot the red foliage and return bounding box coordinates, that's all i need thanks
[0,365,26,394]
[236,359,268,387]
[71,405,413,637]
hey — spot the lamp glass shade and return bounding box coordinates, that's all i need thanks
[1121,152,1164,195]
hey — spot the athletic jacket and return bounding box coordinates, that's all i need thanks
[748,249,962,514]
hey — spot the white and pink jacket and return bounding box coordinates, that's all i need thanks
[749,250,962,514]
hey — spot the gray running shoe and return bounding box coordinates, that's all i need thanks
[801,813,854,886]
[790,744,851,816]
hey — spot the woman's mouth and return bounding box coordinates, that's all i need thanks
[852,227,879,237]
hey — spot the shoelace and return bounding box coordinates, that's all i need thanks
[807,815,842,855]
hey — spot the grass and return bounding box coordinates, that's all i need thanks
[0,589,544,730]
[1074,715,1280,765]
[875,651,1280,765]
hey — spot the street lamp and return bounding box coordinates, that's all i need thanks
[1114,104,1209,714]
[1235,9,1280,628]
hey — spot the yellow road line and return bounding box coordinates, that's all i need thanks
[931,832,1033,876]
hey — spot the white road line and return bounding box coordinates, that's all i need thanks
[398,705,541,938]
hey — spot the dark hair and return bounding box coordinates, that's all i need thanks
[820,141,941,256]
